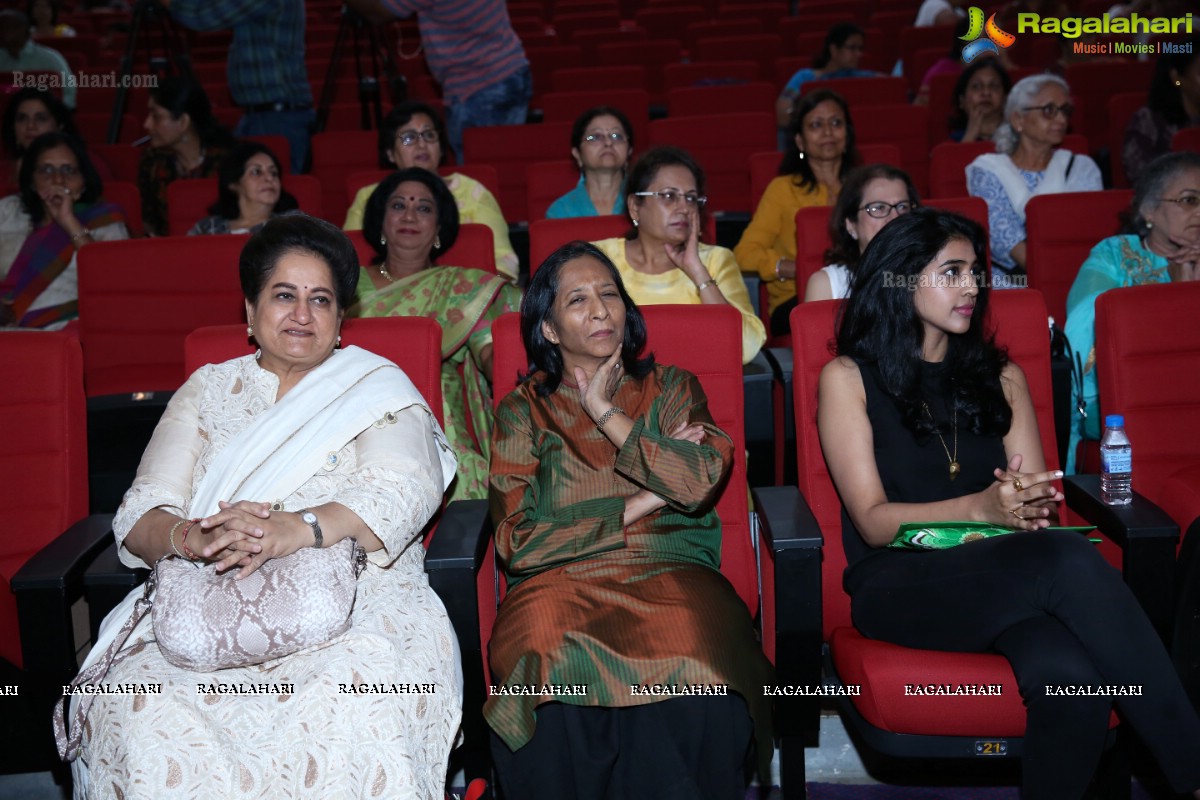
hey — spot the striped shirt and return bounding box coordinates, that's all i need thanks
[169,0,311,107]
[381,0,528,103]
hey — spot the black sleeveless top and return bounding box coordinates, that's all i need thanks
[841,359,1008,593]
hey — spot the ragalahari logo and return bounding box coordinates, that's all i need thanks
[960,7,1016,63]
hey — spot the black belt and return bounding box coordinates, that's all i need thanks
[241,102,313,113]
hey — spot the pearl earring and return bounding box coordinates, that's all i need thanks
[434,235,441,249]
[798,149,805,160]
[1177,80,1182,87]
[247,324,254,337]
[1145,221,1153,230]
[336,335,342,347]
[632,218,639,227]
[380,235,386,246]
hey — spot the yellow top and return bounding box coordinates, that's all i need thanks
[343,172,519,281]
[591,237,766,365]
[733,176,831,316]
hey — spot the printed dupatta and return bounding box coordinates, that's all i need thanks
[0,200,125,328]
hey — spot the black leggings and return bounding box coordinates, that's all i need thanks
[490,696,754,800]
[851,530,1200,799]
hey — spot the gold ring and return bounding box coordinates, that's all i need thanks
[1010,507,1022,519]
[1012,478,1024,492]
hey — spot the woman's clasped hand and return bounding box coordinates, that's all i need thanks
[195,499,317,576]
[987,454,1064,530]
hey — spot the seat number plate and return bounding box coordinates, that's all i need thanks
[975,740,1008,756]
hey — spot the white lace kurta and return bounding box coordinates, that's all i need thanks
[74,355,463,799]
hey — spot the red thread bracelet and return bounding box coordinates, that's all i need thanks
[180,519,201,561]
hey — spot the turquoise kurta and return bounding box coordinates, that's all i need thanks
[1063,234,1170,472]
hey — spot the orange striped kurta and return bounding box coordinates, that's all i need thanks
[484,364,773,760]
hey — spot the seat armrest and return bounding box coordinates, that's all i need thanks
[11,514,115,592]
[424,499,492,783]
[425,499,490,572]
[753,485,823,743]
[83,541,147,643]
[12,513,115,681]
[1065,474,1179,642]
[753,485,823,552]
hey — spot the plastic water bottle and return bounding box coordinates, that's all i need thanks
[1100,415,1132,505]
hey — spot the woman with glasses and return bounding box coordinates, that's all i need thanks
[736,89,861,335]
[0,132,128,327]
[546,106,633,219]
[805,164,920,302]
[591,146,765,364]
[344,101,518,281]
[966,73,1101,287]
[1062,151,1200,472]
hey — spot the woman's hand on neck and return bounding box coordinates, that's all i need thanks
[626,233,677,275]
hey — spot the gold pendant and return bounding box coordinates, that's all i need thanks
[949,461,961,480]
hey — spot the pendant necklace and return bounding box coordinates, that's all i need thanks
[923,401,960,480]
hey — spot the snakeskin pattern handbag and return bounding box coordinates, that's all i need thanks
[55,538,366,761]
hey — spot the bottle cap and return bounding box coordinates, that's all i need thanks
[1105,414,1124,427]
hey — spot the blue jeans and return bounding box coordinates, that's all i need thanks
[236,108,316,174]
[445,65,531,163]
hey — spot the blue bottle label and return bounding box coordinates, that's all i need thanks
[1101,449,1131,474]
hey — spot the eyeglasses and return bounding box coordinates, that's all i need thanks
[583,131,627,144]
[633,190,707,208]
[35,163,79,179]
[1021,102,1074,120]
[860,200,917,219]
[395,129,439,147]
[1158,193,1200,209]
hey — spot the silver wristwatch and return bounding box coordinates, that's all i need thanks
[299,509,323,548]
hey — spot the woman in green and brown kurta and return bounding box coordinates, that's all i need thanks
[350,168,521,501]
[485,241,772,799]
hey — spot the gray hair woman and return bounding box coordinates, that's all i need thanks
[1063,151,1200,472]
[966,73,1102,285]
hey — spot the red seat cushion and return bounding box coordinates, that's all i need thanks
[1158,463,1200,544]
[831,627,1120,736]
[831,626,1028,737]
[0,553,28,666]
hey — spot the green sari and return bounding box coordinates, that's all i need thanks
[351,265,522,500]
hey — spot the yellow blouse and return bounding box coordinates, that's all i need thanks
[592,237,766,364]
[734,176,831,316]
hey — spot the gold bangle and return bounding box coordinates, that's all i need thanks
[695,277,715,292]
[168,518,187,558]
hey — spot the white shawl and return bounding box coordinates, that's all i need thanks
[80,345,457,673]
[970,148,1077,217]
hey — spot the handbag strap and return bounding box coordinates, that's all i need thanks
[54,570,157,762]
